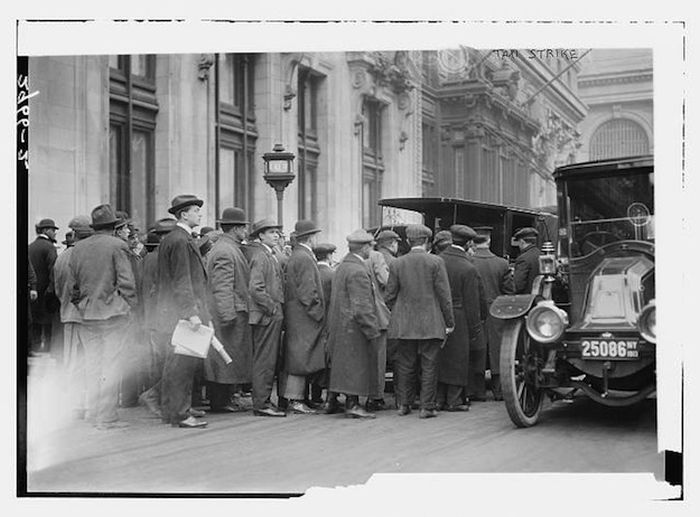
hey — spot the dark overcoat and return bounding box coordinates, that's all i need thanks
[29,236,59,324]
[141,249,159,331]
[328,253,381,397]
[53,248,81,324]
[282,244,326,375]
[513,244,541,294]
[438,246,485,386]
[204,233,252,384]
[156,225,209,332]
[247,242,285,326]
[318,262,334,319]
[385,248,455,341]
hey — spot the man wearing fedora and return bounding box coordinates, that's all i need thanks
[327,230,383,419]
[436,225,485,411]
[512,227,541,294]
[69,204,138,429]
[29,217,60,355]
[53,215,94,418]
[385,224,455,419]
[157,194,210,428]
[137,218,177,418]
[204,207,253,413]
[247,218,286,417]
[279,220,326,415]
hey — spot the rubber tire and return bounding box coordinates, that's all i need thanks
[500,319,544,428]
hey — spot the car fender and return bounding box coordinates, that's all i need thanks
[489,294,538,320]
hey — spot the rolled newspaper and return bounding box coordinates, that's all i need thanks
[211,335,233,364]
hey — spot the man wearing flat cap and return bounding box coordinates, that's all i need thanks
[432,230,453,255]
[157,194,210,428]
[137,218,176,418]
[29,217,60,355]
[436,224,485,411]
[53,215,93,418]
[279,220,326,414]
[328,230,384,418]
[375,229,400,269]
[385,224,455,419]
[247,218,286,417]
[204,207,253,413]
[512,227,541,295]
[470,229,513,401]
[69,204,138,429]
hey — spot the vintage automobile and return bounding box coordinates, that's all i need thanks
[371,197,558,260]
[490,155,656,427]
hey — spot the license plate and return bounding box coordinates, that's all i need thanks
[580,338,640,360]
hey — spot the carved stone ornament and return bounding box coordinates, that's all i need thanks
[354,114,366,136]
[398,91,411,111]
[198,54,215,81]
[352,69,367,89]
[283,84,296,111]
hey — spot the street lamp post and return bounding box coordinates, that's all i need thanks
[262,144,296,228]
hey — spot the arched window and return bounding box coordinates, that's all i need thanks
[589,118,649,160]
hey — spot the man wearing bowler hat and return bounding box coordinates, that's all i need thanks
[29,217,60,355]
[327,230,383,419]
[157,194,210,428]
[69,204,138,429]
[204,207,253,413]
[137,218,177,418]
[247,218,286,417]
[279,220,326,414]
[512,227,541,294]
[385,224,454,419]
[53,215,93,418]
[436,224,485,411]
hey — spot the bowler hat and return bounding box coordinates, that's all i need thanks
[36,218,58,230]
[153,217,177,234]
[217,207,249,225]
[250,218,282,238]
[376,229,400,242]
[294,220,321,238]
[346,230,374,244]
[168,194,204,215]
[434,230,453,246]
[513,227,539,240]
[200,226,215,236]
[450,224,476,242]
[68,215,93,236]
[405,224,432,240]
[145,231,161,249]
[90,204,120,229]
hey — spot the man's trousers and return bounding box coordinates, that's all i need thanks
[251,314,283,409]
[395,339,441,410]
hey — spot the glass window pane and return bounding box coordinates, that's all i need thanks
[130,130,151,231]
[220,54,235,105]
[109,55,120,70]
[130,55,149,77]
[219,148,236,210]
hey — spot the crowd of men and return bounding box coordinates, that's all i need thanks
[27,193,542,430]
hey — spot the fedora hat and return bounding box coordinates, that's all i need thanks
[68,215,94,237]
[153,217,177,235]
[168,194,204,215]
[36,218,58,230]
[90,204,120,229]
[294,220,321,238]
[250,218,282,238]
[217,207,249,225]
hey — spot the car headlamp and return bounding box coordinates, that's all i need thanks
[638,300,656,343]
[526,301,569,343]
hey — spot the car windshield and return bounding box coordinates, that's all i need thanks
[566,171,654,257]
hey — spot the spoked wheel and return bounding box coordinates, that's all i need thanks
[500,319,544,427]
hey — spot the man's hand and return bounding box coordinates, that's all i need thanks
[30,290,38,302]
[188,315,202,331]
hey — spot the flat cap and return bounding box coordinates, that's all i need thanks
[313,242,337,254]
[346,229,374,244]
[450,224,477,241]
[513,227,539,239]
[434,230,453,245]
[405,223,432,240]
[473,226,493,235]
[472,234,489,245]
[376,229,400,242]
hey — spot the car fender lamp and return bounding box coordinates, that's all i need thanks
[539,241,557,276]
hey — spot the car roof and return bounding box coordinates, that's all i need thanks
[378,197,556,217]
[553,155,653,180]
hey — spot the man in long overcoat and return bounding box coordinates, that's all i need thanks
[385,224,455,419]
[204,207,252,412]
[311,242,337,409]
[54,215,93,418]
[470,229,513,400]
[437,225,485,411]
[247,218,286,417]
[279,220,326,414]
[157,194,210,428]
[513,227,541,294]
[29,218,60,355]
[328,230,382,418]
[70,204,138,429]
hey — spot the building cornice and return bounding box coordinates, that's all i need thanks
[578,70,653,88]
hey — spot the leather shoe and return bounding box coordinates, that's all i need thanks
[397,405,412,416]
[345,405,376,419]
[175,416,208,428]
[322,399,342,414]
[254,406,286,417]
[365,399,386,412]
[189,408,207,418]
[288,401,318,415]
[446,404,470,412]
[419,409,438,419]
